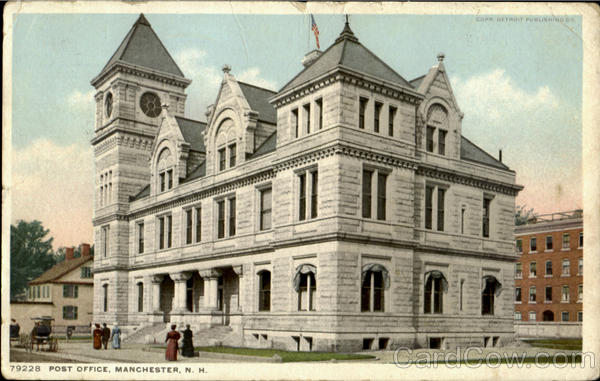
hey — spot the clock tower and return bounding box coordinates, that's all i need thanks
[90,14,191,323]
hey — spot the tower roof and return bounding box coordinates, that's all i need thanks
[279,18,412,94]
[99,14,185,78]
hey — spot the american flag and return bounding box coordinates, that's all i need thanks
[311,14,320,49]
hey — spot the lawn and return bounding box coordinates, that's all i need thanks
[522,339,582,351]
[195,346,375,362]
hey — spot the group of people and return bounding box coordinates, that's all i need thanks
[165,324,195,361]
[92,323,121,350]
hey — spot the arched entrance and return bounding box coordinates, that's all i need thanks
[542,310,554,321]
[160,275,174,322]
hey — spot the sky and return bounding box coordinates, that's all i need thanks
[9,12,583,249]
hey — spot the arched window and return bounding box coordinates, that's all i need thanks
[103,284,109,312]
[425,104,449,156]
[361,264,389,312]
[542,310,554,321]
[424,271,447,314]
[137,282,144,313]
[293,264,317,311]
[156,147,174,192]
[215,118,237,172]
[482,275,502,315]
[258,270,271,311]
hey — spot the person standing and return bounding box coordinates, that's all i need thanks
[101,323,111,349]
[180,324,194,357]
[111,323,121,349]
[92,324,102,350]
[165,324,181,361]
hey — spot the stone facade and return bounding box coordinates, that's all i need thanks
[92,15,522,351]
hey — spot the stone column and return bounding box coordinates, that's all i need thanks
[151,275,163,313]
[233,265,243,312]
[199,269,221,310]
[170,272,192,313]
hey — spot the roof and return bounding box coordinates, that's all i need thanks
[130,184,150,201]
[280,21,412,94]
[409,74,425,89]
[100,14,184,78]
[29,256,93,285]
[460,136,510,171]
[175,116,207,152]
[249,131,277,159]
[182,160,206,183]
[237,82,278,124]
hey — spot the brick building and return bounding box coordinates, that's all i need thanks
[91,14,522,351]
[514,210,583,326]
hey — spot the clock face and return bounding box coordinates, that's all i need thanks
[105,93,113,118]
[140,92,161,118]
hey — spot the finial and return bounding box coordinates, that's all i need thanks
[336,14,358,43]
[345,14,349,25]
[437,52,445,62]
[222,64,231,74]
[161,103,169,116]
[136,13,151,26]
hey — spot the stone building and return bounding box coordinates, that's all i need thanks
[514,210,583,338]
[91,14,522,351]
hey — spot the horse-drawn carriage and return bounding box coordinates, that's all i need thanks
[26,316,58,352]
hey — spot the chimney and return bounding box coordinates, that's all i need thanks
[498,149,503,163]
[81,243,91,258]
[65,247,75,261]
[302,49,322,67]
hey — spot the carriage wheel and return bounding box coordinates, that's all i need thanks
[50,338,58,352]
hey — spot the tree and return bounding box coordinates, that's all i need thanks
[515,205,536,226]
[10,220,60,299]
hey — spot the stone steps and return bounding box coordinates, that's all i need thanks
[124,323,166,344]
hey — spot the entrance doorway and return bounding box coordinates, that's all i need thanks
[160,276,174,322]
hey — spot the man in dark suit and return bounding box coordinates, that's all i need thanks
[101,323,111,349]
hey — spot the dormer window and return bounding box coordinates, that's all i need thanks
[425,104,449,156]
[159,169,173,192]
[156,147,174,193]
[215,118,236,172]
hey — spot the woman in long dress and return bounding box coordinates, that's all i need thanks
[165,324,181,361]
[111,324,121,349]
[180,324,194,357]
[92,324,102,350]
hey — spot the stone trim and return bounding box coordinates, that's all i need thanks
[91,62,191,89]
[93,213,128,227]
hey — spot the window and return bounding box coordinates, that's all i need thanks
[482,196,492,238]
[578,284,583,301]
[81,267,92,278]
[515,311,522,320]
[217,201,225,239]
[515,263,522,279]
[298,170,318,221]
[515,287,521,302]
[315,98,323,130]
[579,232,583,247]
[459,279,465,311]
[218,148,226,171]
[424,273,444,314]
[481,277,498,315]
[103,284,108,312]
[292,108,299,138]
[561,285,569,302]
[578,258,583,275]
[562,259,570,276]
[362,169,387,221]
[374,102,382,133]
[529,262,537,277]
[258,270,271,311]
[303,103,311,134]
[101,226,110,257]
[195,207,202,243]
[362,269,385,312]
[438,130,447,156]
[228,144,236,168]
[362,170,372,219]
[137,222,144,254]
[529,311,536,321]
[545,286,552,302]
[137,283,144,312]
[359,97,368,129]
[260,188,272,231]
[546,235,553,250]
[158,169,173,192]
[578,311,583,321]
[460,205,466,234]
[63,306,78,320]
[529,286,536,302]
[388,106,396,136]
[167,169,173,190]
[425,184,446,231]
[561,311,569,322]
[426,126,435,152]
[545,260,552,276]
[160,172,166,192]
[516,239,523,253]
[297,271,316,311]
[217,198,236,238]
[158,215,172,249]
[377,173,387,221]
[530,237,537,252]
[185,210,193,244]
[562,233,570,249]
[229,198,236,236]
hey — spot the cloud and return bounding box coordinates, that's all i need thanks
[67,89,95,113]
[236,68,277,91]
[10,139,94,249]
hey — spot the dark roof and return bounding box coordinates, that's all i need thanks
[409,74,425,89]
[183,160,206,183]
[100,14,184,78]
[29,256,93,285]
[460,136,510,171]
[175,116,207,152]
[130,184,150,201]
[238,82,277,124]
[250,131,277,159]
[280,21,412,93]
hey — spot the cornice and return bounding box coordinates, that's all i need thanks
[91,61,191,89]
[93,213,128,227]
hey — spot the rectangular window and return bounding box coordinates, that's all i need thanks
[159,172,165,192]
[438,130,447,156]
[258,271,271,311]
[311,171,318,219]
[530,237,537,252]
[546,260,552,275]
[482,197,491,238]
[545,286,552,302]
[515,263,522,278]
[316,98,323,130]
[561,311,569,322]
[63,306,78,320]
[562,259,570,275]
[218,148,226,171]
[166,215,172,248]
[260,188,272,230]
[579,232,583,247]
[529,311,536,321]
[359,97,368,129]
[229,198,236,236]
[426,126,435,152]
[217,201,225,238]
[299,173,307,221]
[195,207,202,243]
[137,222,144,253]
[461,206,466,234]
[388,106,396,136]
[138,283,144,312]
[515,311,522,321]
[530,262,537,277]
[377,173,387,220]
[562,233,570,249]
[578,311,583,322]
[516,239,523,253]
[229,144,236,168]
[303,103,311,134]
[374,102,382,133]
[362,170,373,219]
[102,226,110,258]
[167,169,173,190]
[425,185,433,229]
[578,284,583,301]
[515,287,521,302]
[437,188,445,231]
[159,217,165,249]
[292,108,299,138]
[81,267,92,278]
[561,285,569,302]
[529,286,536,302]
[578,258,583,275]
[185,209,193,245]
[103,285,108,312]
[546,235,553,250]
[63,285,79,298]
